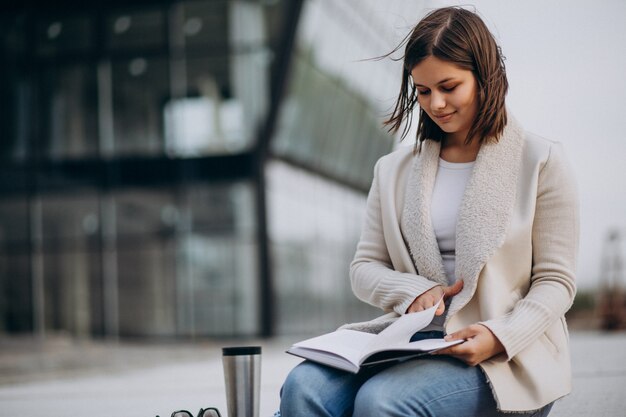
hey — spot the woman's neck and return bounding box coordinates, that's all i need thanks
[439,135,481,163]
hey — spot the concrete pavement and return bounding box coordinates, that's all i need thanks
[0,331,624,417]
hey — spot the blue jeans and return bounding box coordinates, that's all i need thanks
[278,332,553,417]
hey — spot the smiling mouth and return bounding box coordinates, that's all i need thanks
[434,112,455,119]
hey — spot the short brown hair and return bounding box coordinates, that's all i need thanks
[384,7,508,147]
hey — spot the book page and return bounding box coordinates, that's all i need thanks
[364,301,441,354]
[361,338,464,366]
[291,329,375,367]
[286,298,452,373]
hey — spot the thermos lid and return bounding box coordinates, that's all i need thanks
[222,346,262,356]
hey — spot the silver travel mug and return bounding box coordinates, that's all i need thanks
[222,346,261,417]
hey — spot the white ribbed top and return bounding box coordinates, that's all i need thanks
[423,158,475,331]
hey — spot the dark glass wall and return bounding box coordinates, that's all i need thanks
[0,0,276,338]
[1,0,410,339]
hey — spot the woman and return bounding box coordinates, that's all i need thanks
[279,6,578,417]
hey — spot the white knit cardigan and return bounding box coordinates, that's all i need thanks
[347,118,579,412]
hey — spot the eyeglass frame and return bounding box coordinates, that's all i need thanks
[169,407,222,417]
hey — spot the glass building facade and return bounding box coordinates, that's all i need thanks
[0,0,424,339]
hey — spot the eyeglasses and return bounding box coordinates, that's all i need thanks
[169,408,221,417]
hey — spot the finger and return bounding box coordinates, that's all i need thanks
[432,340,468,356]
[433,346,459,356]
[410,293,440,313]
[408,304,423,313]
[435,299,445,316]
[443,279,464,298]
[437,341,481,366]
[444,326,478,342]
[432,347,452,355]
[408,301,428,313]
[416,300,434,312]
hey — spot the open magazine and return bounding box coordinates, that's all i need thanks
[286,302,463,373]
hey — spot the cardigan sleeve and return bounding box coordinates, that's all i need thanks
[480,142,579,360]
[350,158,441,315]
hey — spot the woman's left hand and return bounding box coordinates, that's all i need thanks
[435,324,505,366]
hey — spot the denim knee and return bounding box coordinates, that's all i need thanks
[280,362,316,413]
[280,361,369,417]
[280,361,344,416]
[353,376,421,417]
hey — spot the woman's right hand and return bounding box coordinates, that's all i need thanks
[406,280,464,315]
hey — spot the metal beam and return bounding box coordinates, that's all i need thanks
[253,0,305,337]
[0,152,257,196]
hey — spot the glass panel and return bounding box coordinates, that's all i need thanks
[0,78,31,162]
[177,182,258,336]
[111,57,169,156]
[273,59,318,164]
[267,161,378,335]
[1,16,31,162]
[0,198,30,246]
[272,53,394,190]
[114,188,177,336]
[42,250,100,337]
[105,9,165,51]
[271,0,403,189]
[114,188,177,239]
[186,183,253,234]
[117,240,177,337]
[165,0,268,156]
[34,192,102,337]
[40,65,98,159]
[0,253,31,333]
[36,15,93,56]
[176,235,257,336]
[40,191,100,248]
[164,57,247,156]
[112,183,258,337]
[228,1,270,148]
[270,55,305,157]
[331,95,361,180]
[179,0,229,51]
[1,14,27,55]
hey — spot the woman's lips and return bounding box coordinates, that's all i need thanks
[434,112,455,122]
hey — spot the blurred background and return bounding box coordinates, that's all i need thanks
[1,0,625,345]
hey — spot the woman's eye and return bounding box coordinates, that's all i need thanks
[417,90,430,96]
[442,85,457,92]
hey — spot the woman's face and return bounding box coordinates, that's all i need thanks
[411,55,479,144]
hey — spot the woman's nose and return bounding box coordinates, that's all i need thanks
[430,91,446,110]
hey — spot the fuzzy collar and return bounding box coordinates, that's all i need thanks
[400,118,526,320]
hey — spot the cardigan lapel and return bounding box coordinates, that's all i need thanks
[400,139,448,286]
[400,118,526,319]
[447,118,525,318]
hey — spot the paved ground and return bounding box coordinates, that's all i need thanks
[0,331,624,417]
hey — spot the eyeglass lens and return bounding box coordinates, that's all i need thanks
[171,412,193,417]
[199,408,221,417]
